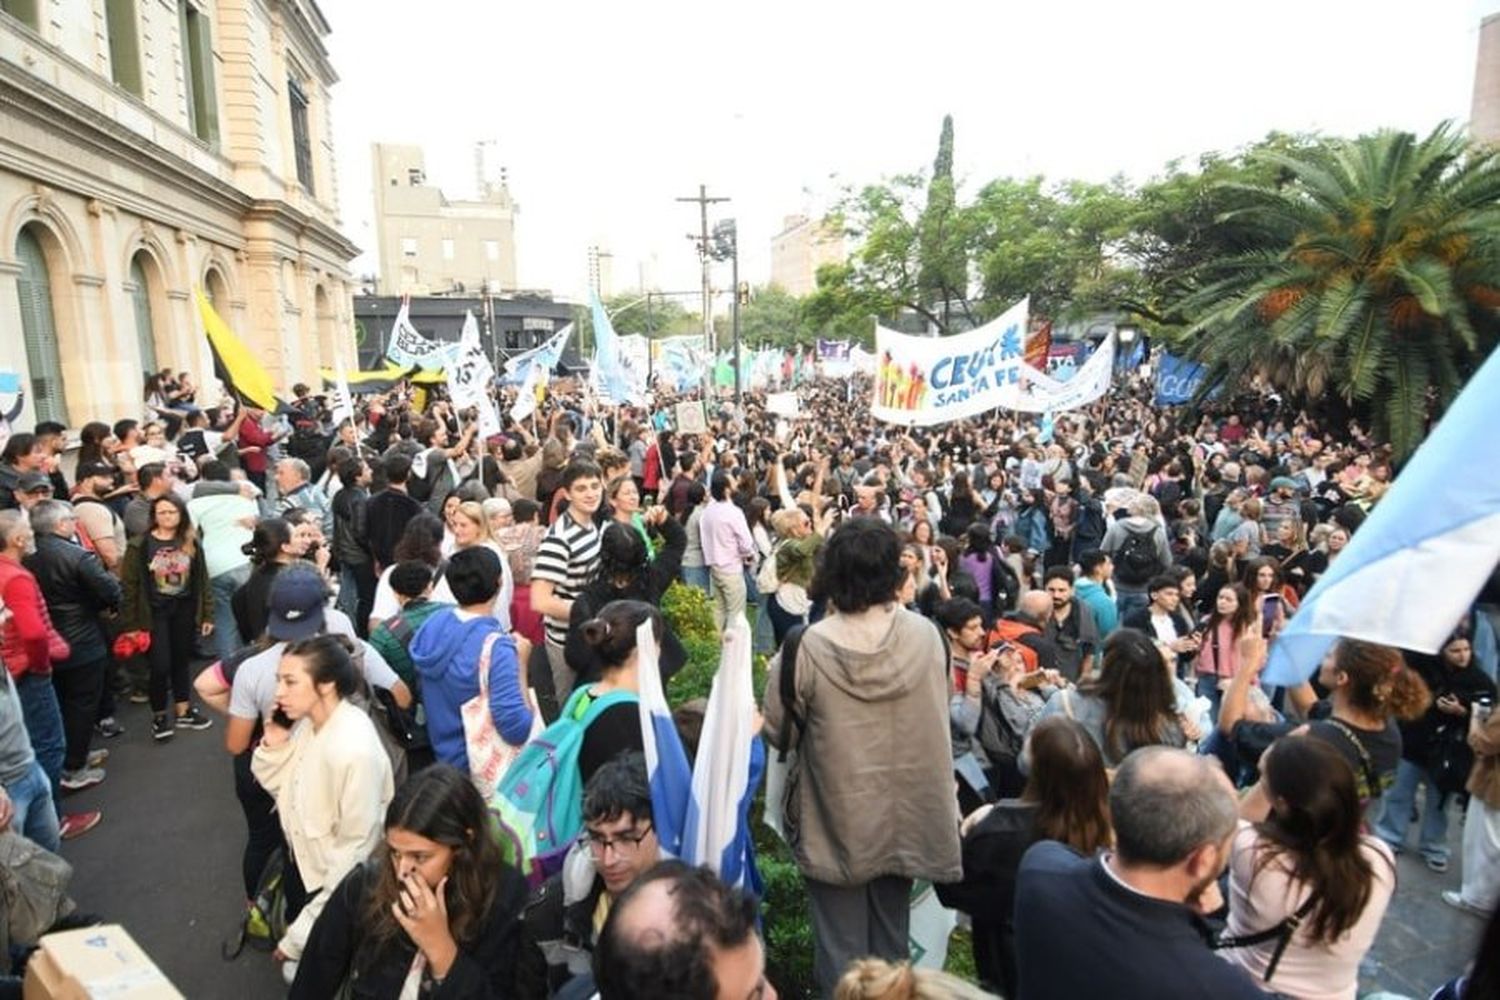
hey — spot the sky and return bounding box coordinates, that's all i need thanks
[320,0,1498,306]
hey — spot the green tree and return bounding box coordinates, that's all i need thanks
[734,284,810,348]
[1170,124,1500,457]
[918,114,973,329]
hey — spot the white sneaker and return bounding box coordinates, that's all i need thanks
[281,960,298,985]
[1442,890,1488,916]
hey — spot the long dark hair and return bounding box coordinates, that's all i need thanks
[1241,556,1282,596]
[1204,583,1257,637]
[1254,735,1388,943]
[393,513,446,567]
[77,422,113,467]
[362,765,506,949]
[1082,629,1179,761]
[1024,716,1112,855]
[243,518,292,567]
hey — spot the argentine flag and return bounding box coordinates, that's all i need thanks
[1264,346,1500,685]
[635,621,693,859]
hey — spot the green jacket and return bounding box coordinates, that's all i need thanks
[120,535,213,632]
[368,598,450,690]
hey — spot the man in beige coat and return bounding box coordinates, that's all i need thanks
[763,517,961,995]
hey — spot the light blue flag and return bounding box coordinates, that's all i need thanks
[590,293,633,404]
[1264,346,1500,685]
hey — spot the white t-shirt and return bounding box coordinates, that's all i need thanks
[1149,610,1180,646]
[367,545,512,632]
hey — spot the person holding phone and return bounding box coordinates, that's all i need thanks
[290,765,528,999]
[253,634,395,983]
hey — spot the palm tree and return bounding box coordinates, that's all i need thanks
[1172,124,1500,457]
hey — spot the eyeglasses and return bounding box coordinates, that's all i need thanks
[579,822,654,857]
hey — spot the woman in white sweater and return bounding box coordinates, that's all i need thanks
[253,634,394,983]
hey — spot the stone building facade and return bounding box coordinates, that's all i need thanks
[0,0,357,428]
[1473,13,1500,146]
[371,142,519,297]
[769,213,844,298]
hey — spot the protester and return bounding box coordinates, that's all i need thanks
[566,522,687,687]
[531,460,604,701]
[290,764,528,999]
[253,634,395,981]
[763,517,960,994]
[592,861,772,1000]
[119,493,214,740]
[938,715,1111,996]
[1448,688,1500,916]
[1220,735,1395,997]
[1013,746,1264,999]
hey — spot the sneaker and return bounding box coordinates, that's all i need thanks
[1443,890,1488,916]
[59,767,105,792]
[59,811,102,840]
[174,706,212,731]
[86,748,109,767]
[94,717,125,739]
[151,714,175,741]
[1425,855,1449,874]
[128,690,149,705]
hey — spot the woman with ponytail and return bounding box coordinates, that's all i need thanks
[572,600,667,786]
[1220,735,1396,998]
[1222,636,1431,818]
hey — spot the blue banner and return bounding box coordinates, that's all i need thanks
[1154,353,1211,405]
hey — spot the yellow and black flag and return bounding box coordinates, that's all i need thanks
[197,289,284,412]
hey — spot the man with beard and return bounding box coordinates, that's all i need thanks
[1013,747,1263,1000]
[70,462,127,574]
[1041,566,1099,682]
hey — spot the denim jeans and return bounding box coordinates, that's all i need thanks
[681,565,710,593]
[5,760,60,853]
[15,673,65,805]
[1374,758,1451,862]
[211,564,251,660]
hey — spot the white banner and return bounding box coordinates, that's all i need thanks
[766,392,799,418]
[1009,334,1115,413]
[872,298,1030,426]
[385,301,457,372]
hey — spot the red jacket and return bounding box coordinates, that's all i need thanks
[0,558,68,677]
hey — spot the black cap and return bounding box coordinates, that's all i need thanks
[17,472,51,493]
[267,565,328,641]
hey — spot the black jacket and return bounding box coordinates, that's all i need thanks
[332,485,371,567]
[515,871,608,1000]
[936,801,1039,997]
[365,488,424,570]
[24,533,121,668]
[292,859,528,1000]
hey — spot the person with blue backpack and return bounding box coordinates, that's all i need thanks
[491,600,659,885]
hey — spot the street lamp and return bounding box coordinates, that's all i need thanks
[710,219,741,412]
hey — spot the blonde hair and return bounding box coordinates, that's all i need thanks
[834,959,994,1000]
[454,501,494,545]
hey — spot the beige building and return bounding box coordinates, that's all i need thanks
[0,0,358,429]
[1473,13,1500,145]
[371,143,518,296]
[769,213,844,298]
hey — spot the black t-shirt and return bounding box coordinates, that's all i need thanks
[1233,702,1401,802]
[577,701,644,789]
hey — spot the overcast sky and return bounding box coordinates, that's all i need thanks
[320,0,1498,305]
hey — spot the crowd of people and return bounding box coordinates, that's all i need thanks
[0,361,1497,1000]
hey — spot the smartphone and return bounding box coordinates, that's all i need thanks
[271,707,294,729]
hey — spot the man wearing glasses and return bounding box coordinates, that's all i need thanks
[517,752,659,998]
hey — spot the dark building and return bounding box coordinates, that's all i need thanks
[352,294,583,372]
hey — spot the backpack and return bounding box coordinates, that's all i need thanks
[222,847,288,959]
[1114,525,1163,586]
[490,685,639,887]
[756,539,782,594]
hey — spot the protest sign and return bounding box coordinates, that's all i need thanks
[449,312,502,439]
[1010,335,1115,413]
[766,392,799,417]
[675,400,707,434]
[1155,353,1212,405]
[871,298,1029,426]
[0,372,19,394]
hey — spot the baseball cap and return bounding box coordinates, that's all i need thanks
[17,472,51,493]
[267,565,328,641]
[76,461,115,481]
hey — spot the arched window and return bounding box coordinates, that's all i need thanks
[15,226,68,424]
[129,253,159,378]
[204,266,229,312]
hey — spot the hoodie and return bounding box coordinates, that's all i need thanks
[409,608,532,771]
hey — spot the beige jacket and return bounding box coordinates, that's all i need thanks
[1467,708,1500,809]
[252,699,394,958]
[764,604,961,886]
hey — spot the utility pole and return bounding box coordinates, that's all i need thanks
[677,184,729,397]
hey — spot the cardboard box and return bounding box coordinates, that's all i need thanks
[23,924,183,1000]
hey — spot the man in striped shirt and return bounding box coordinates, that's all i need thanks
[531,460,604,700]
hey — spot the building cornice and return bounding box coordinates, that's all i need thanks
[246,199,360,262]
[276,0,338,85]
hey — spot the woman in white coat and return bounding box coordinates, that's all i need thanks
[253,634,394,983]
